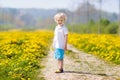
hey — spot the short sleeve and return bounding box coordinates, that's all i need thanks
[63,27,68,35]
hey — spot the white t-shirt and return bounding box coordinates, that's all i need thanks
[53,25,68,49]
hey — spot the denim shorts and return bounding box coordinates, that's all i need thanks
[54,48,64,60]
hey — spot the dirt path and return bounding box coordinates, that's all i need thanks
[38,45,120,80]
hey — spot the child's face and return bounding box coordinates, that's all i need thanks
[56,18,65,26]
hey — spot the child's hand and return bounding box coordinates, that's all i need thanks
[64,46,67,51]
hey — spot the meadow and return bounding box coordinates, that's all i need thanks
[0,30,53,80]
[69,33,120,64]
[0,30,120,80]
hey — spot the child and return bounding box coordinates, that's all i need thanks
[53,13,68,73]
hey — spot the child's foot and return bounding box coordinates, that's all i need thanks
[55,68,64,73]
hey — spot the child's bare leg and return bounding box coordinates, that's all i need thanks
[58,60,63,69]
[55,60,64,73]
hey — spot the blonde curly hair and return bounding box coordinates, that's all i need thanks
[54,13,67,22]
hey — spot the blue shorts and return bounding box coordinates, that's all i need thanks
[54,48,64,60]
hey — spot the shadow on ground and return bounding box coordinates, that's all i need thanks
[64,71,109,76]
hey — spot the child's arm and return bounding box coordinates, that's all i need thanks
[64,34,68,50]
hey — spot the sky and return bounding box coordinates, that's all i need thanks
[0,0,119,13]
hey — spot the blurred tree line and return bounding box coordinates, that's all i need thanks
[0,1,119,35]
[67,18,118,34]
[56,1,119,34]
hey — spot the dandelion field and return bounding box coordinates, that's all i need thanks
[0,30,53,80]
[0,30,120,80]
[69,33,120,65]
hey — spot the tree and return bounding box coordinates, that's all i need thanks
[108,23,118,34]
[100,18,110,26]
[98,0,102,34]
[86,0,90,33]
[118,0,120,36]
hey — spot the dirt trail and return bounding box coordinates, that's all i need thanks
[38,45,120,80]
